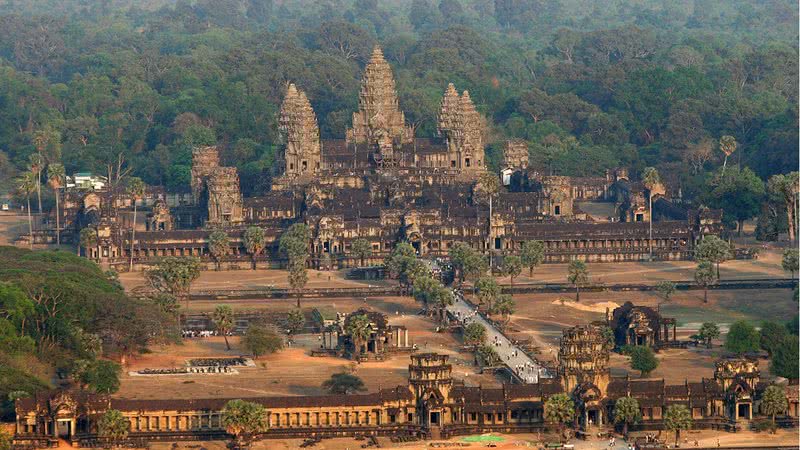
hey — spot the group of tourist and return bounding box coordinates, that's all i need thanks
[182,329,232,338]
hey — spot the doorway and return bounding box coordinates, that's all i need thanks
[429,412,440,425]
[737,403,751,419]
[56,420,71,439]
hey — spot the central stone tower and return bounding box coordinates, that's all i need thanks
[347,47,413,167]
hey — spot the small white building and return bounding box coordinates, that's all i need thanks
[66,173,106,190]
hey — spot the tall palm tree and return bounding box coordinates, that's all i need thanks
[719,135,737,175]
[27,153,44,215]
[47,163,65,246]
[345,314,372,361]
[126,177,146,271]
[16,172,37,250]
[478,173,500,268]
[641,167,661,261]
[243,226,266,270]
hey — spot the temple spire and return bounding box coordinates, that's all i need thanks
[279,83,321,177]
[437,83,460,135]
[347,46,413,146]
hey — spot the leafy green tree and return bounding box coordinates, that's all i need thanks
[412,275,438,311]
[46,163,65,247]
[242,325,283,359]
[279,224,310,262]
[288,259,307,308]
[502,255,522,285]
[351,238,372,267]
[322,372,366,394]
[520,240,545,277]
[126,177,145,272]
[760,321,789,357]
[782,248,799,280]
[212,305,235,350]
[770,335,799,379]
[344,313,371,361]
[243,226,265,270]
[697,322,720,348]
[664,405,692,447]
[642,167,661,260]
[16,172,37,250]
[286,308,304,336]
[76,359,121,394]
[629,346,658,377]
[97,409,129,447]
[222,399,268,448]
[767,172,798,242]
[694,235,732,279]
[544,393,575,440]
[475,276,500,311]
[463,322,486,347]
[567,260,589,302]
[724,320,760,355]
[145,257,201,308]
[761,385,788,425]
[706,166,765,235]
[208,229,230,271]
[492,294,515,322]
[694,261,716,303]
[387,242,428,288]
[476,344,501,367]
[612,396,640,437]
[450,243,486,284]
[655,281,676,312]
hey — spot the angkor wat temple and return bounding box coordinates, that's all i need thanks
[54,46,722,270]
[14,327,798,447]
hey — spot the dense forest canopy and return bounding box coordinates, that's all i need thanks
[0,0,796,210]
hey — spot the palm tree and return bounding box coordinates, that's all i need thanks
[16,172,37,249]
[27,153,43,215]
[612,396,640,438]
[719,135,737,175]
[243,226,266,270]
[208,229,230,271]
[345,313,372,361]
[567,260,589,302]
[126,177,146,272]
[212,305,235,350]
[47,163,65,246]
[477,173,500,267]
[351,238,372,267]
[641,167,661,261]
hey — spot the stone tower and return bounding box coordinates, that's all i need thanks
[438,86,485,174]
[206,167,244,226]
[408,353,453,428]
[503,140,529,169]
[437,83,460,136]
[557,325,611,395]
[347,47,413,155]
[191,146,221,204]
[279,83,322,177]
